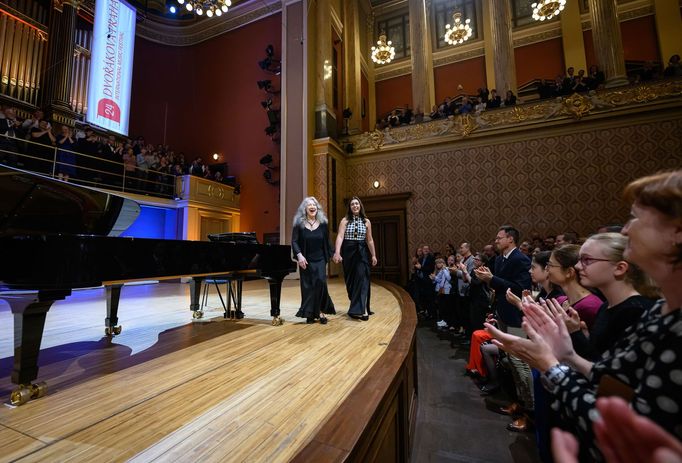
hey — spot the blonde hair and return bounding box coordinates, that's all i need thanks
[585,233,659,299]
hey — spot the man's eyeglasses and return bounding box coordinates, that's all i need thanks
[578,256,613,267]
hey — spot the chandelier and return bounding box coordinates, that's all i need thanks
[176,0,231,17]
[531,0,566,21]
[371,32,395,65]
[444,12,473,46]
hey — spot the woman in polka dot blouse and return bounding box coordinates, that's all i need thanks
[485,170,682,461]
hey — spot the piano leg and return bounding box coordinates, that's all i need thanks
[105,284,123,336]
[3,290,69,405]
[235,279,244,319]
[266,273,286,326]
[190,277,204,319]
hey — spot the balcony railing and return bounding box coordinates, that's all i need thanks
[0,134,177,199]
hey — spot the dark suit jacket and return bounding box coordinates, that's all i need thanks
[420,253,435,279]
[490,248,532,327]
[291,222,333,263]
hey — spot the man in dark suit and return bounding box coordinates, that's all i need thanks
[475,225,533,431]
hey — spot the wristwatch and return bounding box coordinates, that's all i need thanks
[540,363,571,394]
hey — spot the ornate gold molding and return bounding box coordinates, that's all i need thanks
[345,79,682,152]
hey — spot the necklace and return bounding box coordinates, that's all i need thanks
[306,218,317,227]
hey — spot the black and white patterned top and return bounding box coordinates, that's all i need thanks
[344,215,367,241]
[548,299,682,461]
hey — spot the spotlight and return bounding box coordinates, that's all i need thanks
[169,5,176,13]
[260,154,273,165]
[257,80,271,90]
[265,125,277,136]
[266,45,274,57]
[260,98,272,109]
[258,58,272,71]
[263,169,272,181]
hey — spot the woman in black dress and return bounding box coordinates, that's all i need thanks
[291,197,335,324]
[333,197,378,320]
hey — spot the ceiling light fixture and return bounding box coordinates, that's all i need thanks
[371,32,395,65]
[175,0,231,17]
[531,0,566,21]
[444,11,473,46]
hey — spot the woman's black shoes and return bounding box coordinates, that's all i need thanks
[306,317,315,324]
[320,317,328,325]
[368,310,375,315]
[361,315,369,321]
[348,313,369,321]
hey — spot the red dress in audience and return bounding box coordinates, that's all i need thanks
[466,329,493,376]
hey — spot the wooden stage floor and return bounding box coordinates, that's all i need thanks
[0,280,401,462]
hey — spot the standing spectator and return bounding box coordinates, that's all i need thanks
[55,126,77,182]
[431,257,452,325]
[29,120,56,174]
[0,107,21,165]
[587,65,605,90]
[474,226,533,431]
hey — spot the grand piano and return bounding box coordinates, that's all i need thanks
[0,164,296,405]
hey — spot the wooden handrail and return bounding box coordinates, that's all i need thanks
[291,280,418,462]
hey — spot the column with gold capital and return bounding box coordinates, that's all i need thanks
[587,0,628,87]
[487,0,517,96]
[41,0,79,126]
[408,0,435,116]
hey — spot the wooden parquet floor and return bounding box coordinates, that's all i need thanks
[0,279,401,462]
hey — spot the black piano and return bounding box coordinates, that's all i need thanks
[0,164,296,405]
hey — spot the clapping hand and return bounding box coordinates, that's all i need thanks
[505,288,523,311]
[474,265,493,282]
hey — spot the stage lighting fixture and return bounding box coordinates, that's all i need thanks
[234,184,240,195]
[265,44,274,57]
[263,169,272,181]
[261,99,272,109]
[260,154,273,165]
[257,80,271,90]
[265,125,277,136]
[169,5,176,13]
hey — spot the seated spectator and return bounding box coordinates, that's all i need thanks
[663,54,681,77]
[458,96,473,114]
[413,107,424,124]
[503,90,517,107]
[587,65,605,90]
[477,87,489,104]
[572,70,588,92]
[487,89,501,109]
[552,75,565,97]
[387,110,400,127]
[429,104,442,120]
[400,105,413,124]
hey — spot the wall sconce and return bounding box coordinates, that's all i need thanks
[212,153,220,161]
[372,180,380,189]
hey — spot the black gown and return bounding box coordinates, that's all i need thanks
[341,230,371,317]
[291,222,335,319]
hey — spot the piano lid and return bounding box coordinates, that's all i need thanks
[0,164,140,237]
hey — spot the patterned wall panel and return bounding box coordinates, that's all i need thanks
[345,117,682,255]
